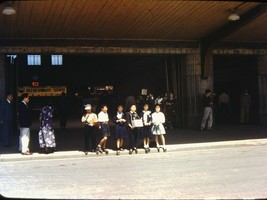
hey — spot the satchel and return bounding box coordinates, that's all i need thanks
[132,119,143,128]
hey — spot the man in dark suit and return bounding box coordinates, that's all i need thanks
[0,93,14,147]
[18,93,33,155]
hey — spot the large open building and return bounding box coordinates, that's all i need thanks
[0,0,267,127]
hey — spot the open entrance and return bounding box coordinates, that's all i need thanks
[4,54,187,128]
[213,55,259,125]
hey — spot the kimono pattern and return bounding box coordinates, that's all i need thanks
[39,106,56,148]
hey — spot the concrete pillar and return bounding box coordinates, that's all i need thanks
[185,53,201,128]
[258,55,267,124]
[0,54,5,102]
[185,52,213,128]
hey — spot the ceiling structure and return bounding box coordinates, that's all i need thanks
[0,0,266,47]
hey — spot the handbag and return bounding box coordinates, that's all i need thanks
[132,119,143,128]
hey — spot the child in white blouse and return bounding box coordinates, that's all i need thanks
[151,104,167,152]
[96,105,110,154]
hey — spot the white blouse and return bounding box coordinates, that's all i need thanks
[81,113,98,126]
[98,111,109,122]
[152,112,165,125]
[142,110,152,125]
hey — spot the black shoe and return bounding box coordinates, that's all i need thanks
[103,148,108,155]
[145,148,149,154]
[84,151,88,155]
[163,148,167,152]
[116,150,120,155]
[134,147,138,154]
[157,147,160,152]
[96,146,103,154]
[129,149,133,154]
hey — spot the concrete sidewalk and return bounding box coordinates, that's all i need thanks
[1,138,267,162]
[1,118,267,162]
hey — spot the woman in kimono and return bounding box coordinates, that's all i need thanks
[39,104,56,154]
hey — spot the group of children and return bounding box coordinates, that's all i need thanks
[81,103,167,155]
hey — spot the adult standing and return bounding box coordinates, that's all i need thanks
[59,92,68,128]
[18,93,33,155]
[218,91,231,124]
[125,95,136,112]
[240,89,251,124]
[39,104,56,154]
[200,89,213,131]
[164,92,177,129]
[0,93,14,147]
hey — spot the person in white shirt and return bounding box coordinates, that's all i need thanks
[96,105,110,154]
[81,104,98,155]
[151,104,167,152]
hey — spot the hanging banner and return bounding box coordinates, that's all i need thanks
[17,86,67,97]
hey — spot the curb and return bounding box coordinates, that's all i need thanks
[1,138,267,162]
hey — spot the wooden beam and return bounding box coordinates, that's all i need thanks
[200,4,267,79]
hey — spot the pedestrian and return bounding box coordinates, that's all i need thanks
[240,89,251,124]
[147,93,155,110]
[218,91,230,123]
[59,92,68,128]
[152,104,167,152]
[140,103,153,153]
[164,92,177,129]
[18,93,33,155]
[126,104,141,154]
[39,104,56,154]
[96,105,110,154]
[200,89,213,131]
[0,93,14,147]
[113,105,127,155]
[81,104,98,155]
[125,95,136,112]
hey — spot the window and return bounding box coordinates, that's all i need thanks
[51,55,63,65]
[27,55,41,66]
[6,55,17,64]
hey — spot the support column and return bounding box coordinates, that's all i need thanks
[0,54,6,102]
[185,51,213,128]
[258,55,267,124]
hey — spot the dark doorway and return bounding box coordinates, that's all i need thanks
[213,55,259,125]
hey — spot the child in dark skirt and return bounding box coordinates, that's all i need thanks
[96,105,110,155]
[140,103,153,153]
[114,105,127,155]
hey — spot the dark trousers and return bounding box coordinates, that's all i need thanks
[2,122,12,146]
[84,125,97,152]
[128,128,139,149]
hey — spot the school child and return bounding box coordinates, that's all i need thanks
[126,104,140,154]
[140,103,152,153]
[113,105,127,155]
[81,104,98,155]
[152,104,167,152]
[96,105,110,155]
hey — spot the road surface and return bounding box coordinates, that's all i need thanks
[1,145,267,199]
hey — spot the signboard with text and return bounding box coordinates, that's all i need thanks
[17,86,67,97]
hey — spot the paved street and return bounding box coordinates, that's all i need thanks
[1,144,267,199]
